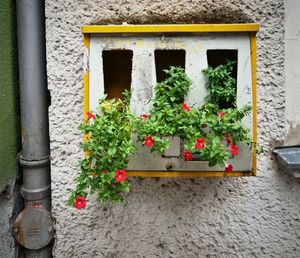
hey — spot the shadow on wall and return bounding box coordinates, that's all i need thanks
[91,5,253,25]
[128,176,244,209]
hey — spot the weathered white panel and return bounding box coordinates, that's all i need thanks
[89,33,253,171]
[185,46,208,107]
[236,36,252,130]
[128,141,251,171]
[131,47,156,114]
[89,37,105,111]
[90,34,252,117]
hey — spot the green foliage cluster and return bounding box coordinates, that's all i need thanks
[202,60,237,106]
[68,96,135,204]
[69,64,255,206]
[136,66,251,167]
[185,103,252,166]
[135,67,194,152]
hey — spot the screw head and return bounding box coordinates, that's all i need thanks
[13,227,19,234]
[166,162,175,171]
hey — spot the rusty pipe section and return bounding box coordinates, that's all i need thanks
[14,0,53,257]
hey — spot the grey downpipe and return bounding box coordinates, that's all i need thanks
[13,0,54,257]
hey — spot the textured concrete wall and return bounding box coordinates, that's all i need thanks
[46,0,300,257]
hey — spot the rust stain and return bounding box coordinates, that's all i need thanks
[30,201,42,209]
[13,215,25,246]
[21,130,28,145]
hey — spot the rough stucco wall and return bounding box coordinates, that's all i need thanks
[45,1,300,257]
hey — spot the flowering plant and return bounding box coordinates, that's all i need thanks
[69,63,257,207]
[68,93,136,205]
[134,65,252,167]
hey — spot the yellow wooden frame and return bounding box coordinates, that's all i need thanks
[82,24,259,177]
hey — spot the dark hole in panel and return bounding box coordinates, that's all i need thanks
[102,50,133,99]
[154,50,186,82]
[207,50,238,108]
[207,49,238,79]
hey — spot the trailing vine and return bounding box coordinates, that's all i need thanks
[69,64,256,208]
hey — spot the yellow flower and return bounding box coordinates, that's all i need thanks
[100,101,111,110]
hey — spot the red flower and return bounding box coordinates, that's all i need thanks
[183,150,193,161]
[225,164,233,172]
[115,169,126,182]
[181,103,190,112]
[195,138,205,149]
[228,143,239,156]
[140,114,150,119]
[219,111,225,118]
[201,124,207,128]
[144,135,155,147]
[86,112,96,120]
[74,196,86,210]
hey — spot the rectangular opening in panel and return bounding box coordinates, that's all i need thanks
[102,50,133,99]
[206,50,238,108]
[154,50,186,82]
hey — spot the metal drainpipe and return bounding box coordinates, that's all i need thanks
[12,0,54,257]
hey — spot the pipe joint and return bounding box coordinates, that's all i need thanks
[19,155,51,200]
[20,184,51,201]
[19,155,50,168]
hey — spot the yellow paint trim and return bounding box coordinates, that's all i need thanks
[250,32,257,176]
[82,24,259,34]
[127,171,252,177]
[82,24,259,177]
[83,34,90,143]
[83,34,90,119]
